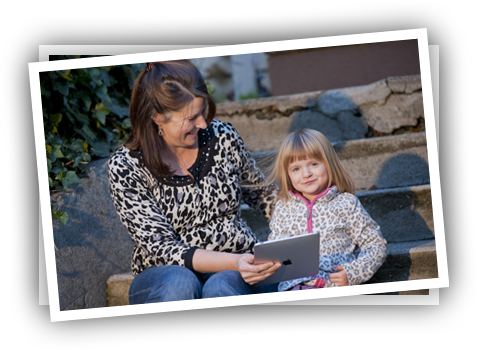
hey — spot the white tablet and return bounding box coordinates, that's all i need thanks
[253,232,320,287]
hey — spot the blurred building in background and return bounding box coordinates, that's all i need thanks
[190,53,271,102]
[190,39,420,102]
[267,39,420,95]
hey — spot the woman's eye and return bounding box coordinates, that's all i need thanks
[189,109,206,121]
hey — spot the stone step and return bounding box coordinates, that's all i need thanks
[106,273,133,307]
[357,184,434,244]
[367,239,437,284]
[105,238,437,307]
[252,131,429,192]
[242,184,434,244]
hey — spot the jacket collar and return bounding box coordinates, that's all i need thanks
[289,185,338,204]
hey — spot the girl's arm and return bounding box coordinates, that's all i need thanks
[340,195,387,286]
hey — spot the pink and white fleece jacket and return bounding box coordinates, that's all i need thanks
[268,186,387,292]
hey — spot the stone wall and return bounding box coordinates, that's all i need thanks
[51,158,133,310]
[215,75,423,152]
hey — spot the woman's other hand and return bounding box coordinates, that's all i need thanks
[237,253,281,285]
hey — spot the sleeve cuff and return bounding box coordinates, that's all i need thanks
[184,246,200,272]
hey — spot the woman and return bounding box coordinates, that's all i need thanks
[107,60,280,304]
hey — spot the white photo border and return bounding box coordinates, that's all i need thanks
[30,28,447,322]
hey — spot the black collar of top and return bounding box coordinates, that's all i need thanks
[129,124,216,187]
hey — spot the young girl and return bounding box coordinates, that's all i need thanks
[267,129,387,291]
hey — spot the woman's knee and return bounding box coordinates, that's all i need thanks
[129,265,202,304]
[202,270,251,298]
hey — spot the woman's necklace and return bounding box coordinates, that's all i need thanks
[164,142,199,177]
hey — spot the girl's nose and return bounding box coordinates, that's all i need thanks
[303,167,312,177]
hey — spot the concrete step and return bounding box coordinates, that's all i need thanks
[105,238,437,307]
[242,184,434,244]
[357,184,434,244]
[106,273,133,307]
[366,239,437,284]
[252,131,430,192]
[334,132,429,192]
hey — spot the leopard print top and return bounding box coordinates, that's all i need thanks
[269,186,387,291]
[108,120,277,276]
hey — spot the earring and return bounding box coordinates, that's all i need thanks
[158,128,163,137]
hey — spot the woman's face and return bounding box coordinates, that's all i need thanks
[153,97,208,151]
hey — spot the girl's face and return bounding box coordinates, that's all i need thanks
[152,97,207,151]
[288,157,329,201]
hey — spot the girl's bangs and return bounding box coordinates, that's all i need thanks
[285,134,323,166]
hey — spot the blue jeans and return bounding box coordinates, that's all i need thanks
[129,265,278,304]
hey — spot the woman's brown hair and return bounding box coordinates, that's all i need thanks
[124,60,216,176]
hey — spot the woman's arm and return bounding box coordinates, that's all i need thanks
[228,124,278,219]
[108,152,192,269]
[192,249,280,285]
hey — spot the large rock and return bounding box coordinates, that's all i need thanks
[361,92,424,133]
[51,157,133,310]
[216,75,423,152]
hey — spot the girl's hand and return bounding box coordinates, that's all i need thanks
[329,265,349,286]
[236,253,281,285]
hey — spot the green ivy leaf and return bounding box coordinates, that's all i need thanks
[53,80,69,96]
[59,69,74,81]
[50,145,64,162]
[59,211,70,226]
[82,96,92,112]
[95,84,112,104]
[93,103,110,125]
[122,118,132,129]
[81,124,97,142]
[51,205,70,226]
[91,141,111,157]
[50,113,62,126]
[103,98,129,119]
[60,171,82,188]
[86,68,102,85]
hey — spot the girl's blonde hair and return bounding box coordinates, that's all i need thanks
[268,129,355,201]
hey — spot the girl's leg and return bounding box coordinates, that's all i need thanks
[129,265,202,304]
